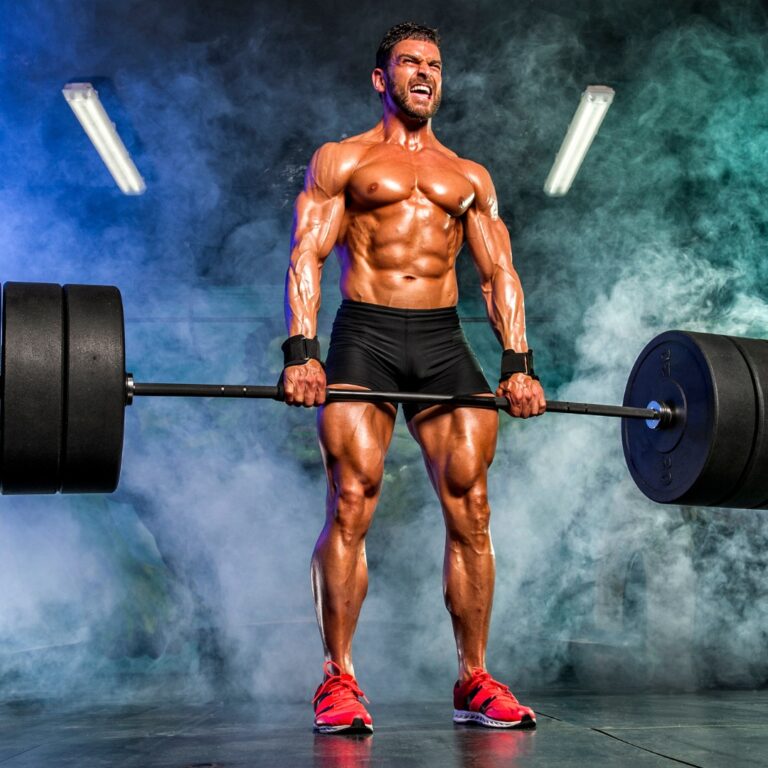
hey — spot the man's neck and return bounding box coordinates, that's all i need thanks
[381,108,434,150]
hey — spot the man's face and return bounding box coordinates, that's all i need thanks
[377,39,442,120]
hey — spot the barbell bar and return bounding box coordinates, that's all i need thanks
[1,281,766,509]
[126,378,665,422]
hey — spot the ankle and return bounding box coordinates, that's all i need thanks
[458,664,486,681]
[324,657,355,678]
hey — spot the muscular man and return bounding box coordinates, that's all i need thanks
[281,22,546,734]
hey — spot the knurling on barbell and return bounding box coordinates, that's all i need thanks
[125,377,666,422]
[1,281,766,509]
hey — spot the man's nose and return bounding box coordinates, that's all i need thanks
[416,61,430,77]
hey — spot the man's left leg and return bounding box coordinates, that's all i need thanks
[408,404,536,728]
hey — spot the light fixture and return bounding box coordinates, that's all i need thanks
[62,82,146,195]
[544,85,615,197]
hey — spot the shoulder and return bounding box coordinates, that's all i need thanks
[459,157,499,217]
[305,136,371,197]
[459,158,495,194]
[305,142,356,195]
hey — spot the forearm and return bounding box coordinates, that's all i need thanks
[282,236,327,408]
[482,262,528,352]
[285,242,323,337]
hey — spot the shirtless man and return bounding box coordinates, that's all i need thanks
[280,22,546,733]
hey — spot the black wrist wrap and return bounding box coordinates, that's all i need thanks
[282,335,322,368]
[500,348,538,382]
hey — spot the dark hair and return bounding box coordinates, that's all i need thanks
[375,22,440,70]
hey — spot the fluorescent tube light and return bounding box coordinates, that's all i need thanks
[62,82,146,195]
[544,85,615,197]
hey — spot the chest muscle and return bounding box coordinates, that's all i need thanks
[347,156,475,217]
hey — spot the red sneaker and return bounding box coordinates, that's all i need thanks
[312,661,374,734]
[453,669,536,728]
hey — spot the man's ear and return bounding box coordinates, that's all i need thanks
[371,67,387,95]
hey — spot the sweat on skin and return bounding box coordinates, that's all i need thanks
[281,32,544,730]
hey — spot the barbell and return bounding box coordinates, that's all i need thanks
[0,281,765,509]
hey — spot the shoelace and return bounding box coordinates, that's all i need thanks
[467,670,519,703]
[312,660,370,705]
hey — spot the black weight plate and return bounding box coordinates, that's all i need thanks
[721,336,768,509]
[61,284,126,493]
[1,282,64,494]
[622,330,756,506]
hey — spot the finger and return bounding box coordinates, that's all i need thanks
[283,376,296,405]
[517,385,531,417]
[504,384,521,416]
[310,375,327,407]
[527,386,540,418]
[292,373,306,406]
[309,374,327,407]
[506,392,522,418]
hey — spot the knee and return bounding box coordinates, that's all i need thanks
[445,484,492,549]
[329,474,381,544]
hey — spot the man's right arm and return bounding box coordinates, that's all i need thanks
[282,142,348,406]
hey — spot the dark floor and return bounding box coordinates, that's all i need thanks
[1,689,767,767]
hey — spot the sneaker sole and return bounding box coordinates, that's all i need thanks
[314,717,374,735]
[453,709,536,729]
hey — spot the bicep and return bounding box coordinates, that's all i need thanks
[465,206,513,282]
[290,143,347,261]
[291,188,345,260]
[463,161,513,279]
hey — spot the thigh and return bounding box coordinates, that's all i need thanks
[408,404,498,496]
[318,385,397,486]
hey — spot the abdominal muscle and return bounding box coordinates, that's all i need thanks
[336,198,465,309]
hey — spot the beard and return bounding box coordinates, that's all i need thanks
[387,78,441,120]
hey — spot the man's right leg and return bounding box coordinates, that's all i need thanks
[311,389,395,732]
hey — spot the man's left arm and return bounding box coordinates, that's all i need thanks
[463,161,546,418]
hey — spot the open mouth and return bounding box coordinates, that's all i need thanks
[409,83,432,99]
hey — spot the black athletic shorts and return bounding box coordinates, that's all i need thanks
[325,299,491,421]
